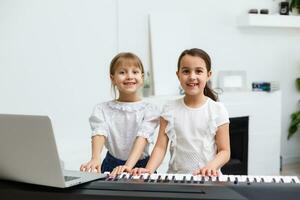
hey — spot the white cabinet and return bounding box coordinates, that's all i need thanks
[220,91,281,175]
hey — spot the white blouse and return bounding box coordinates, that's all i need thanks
[89,100,160,161]
[162,97,229,174]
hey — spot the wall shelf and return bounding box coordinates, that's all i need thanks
[237,14,300,28]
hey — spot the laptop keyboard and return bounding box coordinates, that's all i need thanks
[64,176,80,182]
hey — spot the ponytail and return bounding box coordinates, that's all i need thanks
[204,81,218,101]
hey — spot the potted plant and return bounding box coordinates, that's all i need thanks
[289,0,300,14]
[288,77,300,139]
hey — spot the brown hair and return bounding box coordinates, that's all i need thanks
[177,48,218,101]
[109,52,144,98]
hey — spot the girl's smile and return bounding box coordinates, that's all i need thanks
[110,65,144,101]
[177,54,211,97]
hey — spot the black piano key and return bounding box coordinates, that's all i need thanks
[121,174,126,179]
[246,177,251,185]
[143,174,150,182]
[181,176,186,183]
[171,175,178,183]
[157,175,162,183]
[163,175,170,183]
[227,176,231,182]
[186,176,192,184]
[200,176,205,184]
[190,176,196,184]
[280,178,284,183]
[234,177,238,184]
[113,175,120,181]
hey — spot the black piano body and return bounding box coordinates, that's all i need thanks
[1,175,300,200]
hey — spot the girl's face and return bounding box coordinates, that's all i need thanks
[177,54,211,96]
[110,65,144,96]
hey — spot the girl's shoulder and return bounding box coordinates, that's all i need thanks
[162,98,182,112]
[206,98,228,114]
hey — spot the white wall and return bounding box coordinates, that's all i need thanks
[1,0,300,170]
[117,0,300,166]
[0,0,117,169]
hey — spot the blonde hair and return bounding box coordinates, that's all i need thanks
[109,52,144,98]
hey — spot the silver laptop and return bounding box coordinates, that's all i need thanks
[0,114,106,188]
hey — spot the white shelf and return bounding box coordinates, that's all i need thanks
[237,14,300,28]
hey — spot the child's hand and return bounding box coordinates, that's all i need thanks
[131,167,151,176]
[80,159,101,173]
[110,165,132,177]
[192,165,219,177]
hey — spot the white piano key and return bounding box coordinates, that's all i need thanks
[280,176,300,184]
[218,175,228,182]
[247,175,255,182]
[132,175,141,179]
[184,174,193,181]
[141,173,150,179]
[159,174,168,181]
[174,174,185,181]
[168,174,176,181]
[254,176,263,183]
[228,175,236,182]
[282,176,295,183]
[204,176,210,181]
[261,176,274,183]
[272,176,282,183]
[193,175,202,182]
[150,174,159,180]
[239,175,248,182]
[292,176,300,183]
[211,176,217,182]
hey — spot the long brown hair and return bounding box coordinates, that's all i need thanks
[177,48,218,101]
[109,52,144,98]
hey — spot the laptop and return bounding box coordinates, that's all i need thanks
[0,114,106,188]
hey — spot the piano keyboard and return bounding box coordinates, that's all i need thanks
[103,173,300,185]
[77,173,300,200]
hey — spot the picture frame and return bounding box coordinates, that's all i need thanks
[217,71,247,91]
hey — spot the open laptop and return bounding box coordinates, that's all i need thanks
[0,114,106,188]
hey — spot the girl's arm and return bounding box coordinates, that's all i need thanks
[194,123,230,176]
[125,136,148,168]
[131,118,169,175]
[110,136,148,176]
[80,135,105,173]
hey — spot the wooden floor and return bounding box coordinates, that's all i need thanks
[281,162,300,176]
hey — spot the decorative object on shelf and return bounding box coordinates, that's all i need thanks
[248,9,258,14]
[142,71,151,97]
[260,9,269,14]
[248,9,269,15]
[252,81,279,92]
[217,70,247,92]
[280,1,290,15]
[288,77,300,139]
[289,0,300,14]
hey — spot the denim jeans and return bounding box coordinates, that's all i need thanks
[101,151,150,173]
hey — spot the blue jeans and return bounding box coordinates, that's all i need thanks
[101,152,150,173]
